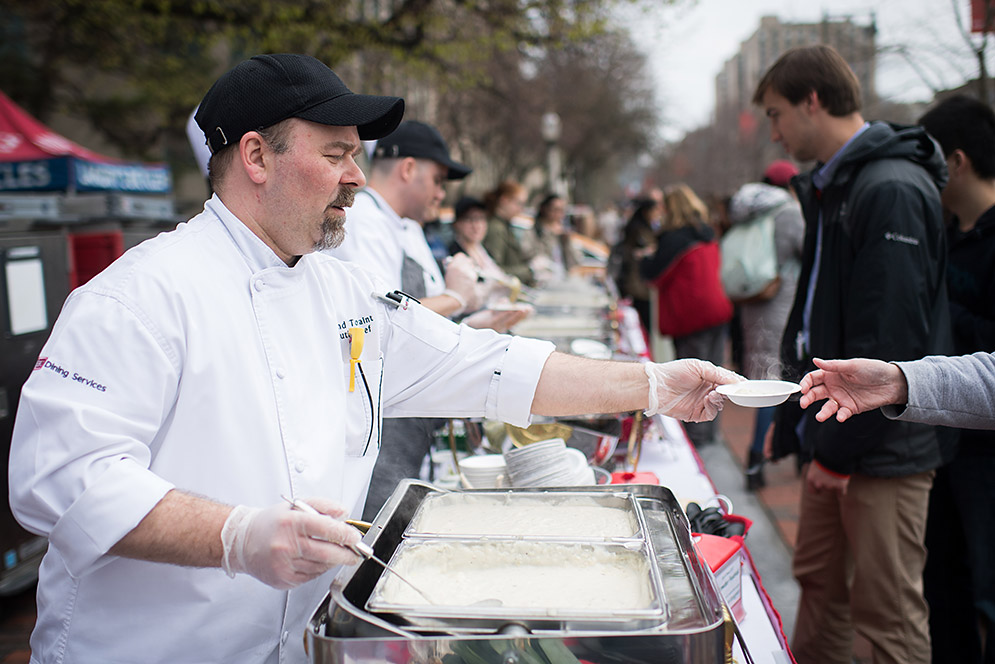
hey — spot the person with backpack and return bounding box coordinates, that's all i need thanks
[723,162,804,489]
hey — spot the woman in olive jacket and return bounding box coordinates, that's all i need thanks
[482,180,536,287]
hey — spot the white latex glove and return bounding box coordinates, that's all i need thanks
[462,304,533,332]
[443,253,484,313]
[220,497,362,589]
[645,359,745,422]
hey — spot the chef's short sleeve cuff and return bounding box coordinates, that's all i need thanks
[486,336,555,427]
[49,461,174,578]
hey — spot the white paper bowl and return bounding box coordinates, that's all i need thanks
[459,454,507,470]
[716,379,801,408]
[459,454,508,489]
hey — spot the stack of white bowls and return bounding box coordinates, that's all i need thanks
[504,439,596,488]
[566,447,597,485]
[458,454,507,489]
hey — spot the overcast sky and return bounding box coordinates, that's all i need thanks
[617,0,990,140]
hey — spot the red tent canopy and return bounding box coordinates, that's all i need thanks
[0,89,171,194]
[0,90,116,164]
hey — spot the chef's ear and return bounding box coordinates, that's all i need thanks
[397,156,419,183]
[240,131,270,184]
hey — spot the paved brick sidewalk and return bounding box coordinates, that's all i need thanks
[719,402,802,549]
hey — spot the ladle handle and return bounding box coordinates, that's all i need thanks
[280,496,434,603]
[280,495,368,557]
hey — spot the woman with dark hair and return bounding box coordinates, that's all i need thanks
[528,193,582,284]
[449,196,517,302]
[482,180,536,286]
[610,197,660,331]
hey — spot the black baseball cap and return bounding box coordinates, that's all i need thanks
[372,121,471,180]
[195,54,405,154]
[454,196,487,220]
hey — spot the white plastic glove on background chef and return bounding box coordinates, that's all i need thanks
[442,252,484,314]
[220,497,361,589]
[645,359,745,422]
[462,305,533,332]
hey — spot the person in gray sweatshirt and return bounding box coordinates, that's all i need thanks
[800,353,995,430]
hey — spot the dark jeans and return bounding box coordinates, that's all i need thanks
[750,406,776,456]
[632,298,651,336]
[924,454,995,664]
[674,323,727,446]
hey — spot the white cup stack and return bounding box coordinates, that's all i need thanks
[458,454,508,489]
[566,447,597,486]
[503,439,596,488]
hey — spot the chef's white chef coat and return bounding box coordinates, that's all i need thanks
[326,187,444,298]
[8,195,554,664]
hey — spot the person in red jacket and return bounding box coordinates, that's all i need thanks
[641,184,733,447]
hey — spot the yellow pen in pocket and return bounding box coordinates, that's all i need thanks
[348,327,365,392]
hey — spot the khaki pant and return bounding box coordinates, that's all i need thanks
[791,470,934,664]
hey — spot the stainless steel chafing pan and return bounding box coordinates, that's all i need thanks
[306,480,728,664]
[364,538,667,633]
[403,490,642,540]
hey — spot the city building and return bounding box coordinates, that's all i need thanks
[715,14,877,116]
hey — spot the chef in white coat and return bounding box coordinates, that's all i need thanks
[327,120,525,330]
[8,53,741,664]
[326,120,531,520]
[327,121,474,311]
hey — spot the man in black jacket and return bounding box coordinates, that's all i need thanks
[754,45,952,664]
[918,95,995,664]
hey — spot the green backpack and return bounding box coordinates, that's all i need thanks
[719,204,787,300]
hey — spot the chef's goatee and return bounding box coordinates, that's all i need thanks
[316,188,356,250]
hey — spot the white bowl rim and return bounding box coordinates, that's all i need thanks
[716,379,801,397]
[459,454,507,469]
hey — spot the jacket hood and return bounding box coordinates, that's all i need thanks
[728,183,794,225]
[836,122,948,191]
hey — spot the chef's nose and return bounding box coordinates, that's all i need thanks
[344,155,366,189]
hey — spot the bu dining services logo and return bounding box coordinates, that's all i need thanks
[34,357,108,392]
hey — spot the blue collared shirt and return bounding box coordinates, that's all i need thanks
[800,122,871,356]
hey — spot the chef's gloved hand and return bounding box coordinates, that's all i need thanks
[220,497,362,589]
[645,359,744,422]
[443,253,484,314]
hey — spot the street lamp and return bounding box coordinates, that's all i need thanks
[541,111,561,144]
[541,111,565,199]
